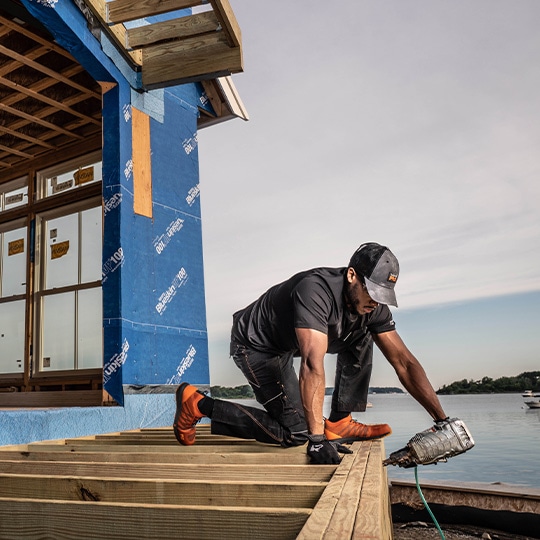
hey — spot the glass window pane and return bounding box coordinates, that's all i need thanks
[42,292,75,371]
[0,300,25,374]
[43,160,102,198]
[78,287,102,369]
[3,185,28,211]
[2,227,26,297]
[81,206,102,283]
[45,213,79,289]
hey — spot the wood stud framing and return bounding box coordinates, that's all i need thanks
[0,11,102,173]
[0,426,393,539]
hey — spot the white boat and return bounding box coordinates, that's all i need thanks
[525,400,540,409]
[522,390,540,409]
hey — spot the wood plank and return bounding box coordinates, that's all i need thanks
[297,442,367,539]
[132,106,152,217]
[209,0,241,47]
[142,36,242,89]
[82,0,142,64]
[127,11,220,50]
[0,498,311,540]
[107,0,202,24]
[52,442,289,453]
[0,461,334,483]
[0,102,85,140]
[0,473,325,508]
[391,479,540,514]
[0,450,312,465]
[0,45,100,98]
[0,76,101,126]
[353,440,393,539]
[0,390,103,408]
[298,440,392,539]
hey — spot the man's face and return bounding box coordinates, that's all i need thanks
[345,268,379,315]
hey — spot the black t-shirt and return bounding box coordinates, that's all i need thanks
[231,267,396,355]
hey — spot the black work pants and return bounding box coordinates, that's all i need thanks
[210,337,373,447]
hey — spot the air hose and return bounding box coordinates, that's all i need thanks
[414,466,446,540]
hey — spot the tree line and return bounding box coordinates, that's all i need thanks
[211,371,540,398]
[210,385,255,399]
[437,371,540,395]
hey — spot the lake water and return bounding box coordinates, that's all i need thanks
[234,393,538,488]
[342,393,538,488]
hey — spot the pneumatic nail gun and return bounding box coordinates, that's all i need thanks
[383,417,475,468]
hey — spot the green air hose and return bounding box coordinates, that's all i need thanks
[414,466,446,540]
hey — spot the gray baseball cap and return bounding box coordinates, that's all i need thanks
[349,243,399,307]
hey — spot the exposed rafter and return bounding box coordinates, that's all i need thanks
[0,9,102,173]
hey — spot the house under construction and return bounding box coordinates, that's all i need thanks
[0,0,248,443]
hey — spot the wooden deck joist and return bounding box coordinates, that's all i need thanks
[0,425,393,539]
[83,0,243,89]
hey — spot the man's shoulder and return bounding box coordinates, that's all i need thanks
[290,267,346,307]
[291,267,346,286]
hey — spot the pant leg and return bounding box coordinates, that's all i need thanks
[210,343,308,447]
[331,333,374,413]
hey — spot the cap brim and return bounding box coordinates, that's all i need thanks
[364,278,398,307]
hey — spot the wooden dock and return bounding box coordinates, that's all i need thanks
[0,425,393,539]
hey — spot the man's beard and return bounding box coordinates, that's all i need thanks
[344,279,362,315]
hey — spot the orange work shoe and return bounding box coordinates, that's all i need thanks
[173,383,205,446]
[324,415,392,443]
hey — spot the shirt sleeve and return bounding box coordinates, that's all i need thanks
[366,305,396,334]
[291,276,333,334]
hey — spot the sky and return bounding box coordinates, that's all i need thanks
[196,0,540,390]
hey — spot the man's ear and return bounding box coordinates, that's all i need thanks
[346,267,355,283]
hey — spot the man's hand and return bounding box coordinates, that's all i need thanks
[306,434,341,464]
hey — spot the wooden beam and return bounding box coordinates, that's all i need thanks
[0,76,101,126]
[107,0,204,25]
[391,479,540,515]
[0,390,103,408]
[142,35,242,89]
[353,440,393,539]
[0,498,311,540]
[0,449,313,465]
[0,473,325,508]
[127,11,220,50]
[0,45,100,99]
[297,440,392,539]
[79,0,142,65]
[209,0,241,47]
[0,14,76,61]
[0,461,334,483]
[0,125,56,149]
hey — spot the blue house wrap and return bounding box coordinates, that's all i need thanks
[0,0,238,443]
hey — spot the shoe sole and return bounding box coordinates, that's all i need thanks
[326,431,392,444]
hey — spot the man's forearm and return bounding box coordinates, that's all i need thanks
[399,364,446,420]
[299,366,326,435]
[295,328,329,436]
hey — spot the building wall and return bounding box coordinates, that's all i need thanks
[103,87,210,404]
[13,1,210,411]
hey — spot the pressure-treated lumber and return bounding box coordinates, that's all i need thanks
[142,33,242,89]
[297,440,393,539]
[0,461,333,483]
[127,11,221,50]
[107,0,202,24]
[0,426,393,539]
[0,473,324,508]
[0,498,311,540]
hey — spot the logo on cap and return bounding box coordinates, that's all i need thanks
[387,273,398,283]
